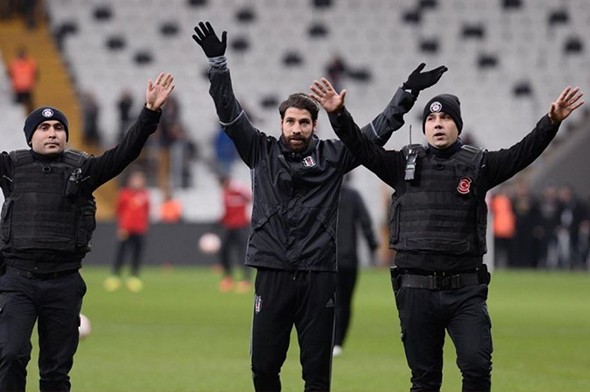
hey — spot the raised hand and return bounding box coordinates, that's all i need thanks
[192,21,227,58]
[309,78,347,114]
[145,73,175,111]
[548,86,584,123]
[403,63,448,92]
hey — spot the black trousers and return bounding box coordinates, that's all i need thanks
[0,268,86,392]
[394,284,492,392]
[334,267,358,347]
[251,269,335,392]
[219,227,250,280]
[112,233,145,276]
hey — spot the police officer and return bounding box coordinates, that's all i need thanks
[0,72,175,392]
[192,21,447,391]
[311,79,583,391]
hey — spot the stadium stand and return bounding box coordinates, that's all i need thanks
[3,0,590,223]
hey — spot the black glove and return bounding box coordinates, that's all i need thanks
[192,21,227,58]
[403,63,448,93]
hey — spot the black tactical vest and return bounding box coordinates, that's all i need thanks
[1,150,96,254]
[389,144,487,256]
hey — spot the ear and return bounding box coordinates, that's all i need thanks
[313,120,318,132]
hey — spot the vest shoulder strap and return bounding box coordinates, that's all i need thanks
[62,149,90,167]
[456,144,484,174]
[9,150,34,167]
[10,149,89,167]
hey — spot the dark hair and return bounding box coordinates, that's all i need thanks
[278,93,319,122]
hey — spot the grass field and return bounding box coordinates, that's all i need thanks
[24,266,590,391]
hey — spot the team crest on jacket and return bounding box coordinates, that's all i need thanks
[302,156,316,167]
[254,295,262,314]
[457,177,472,195]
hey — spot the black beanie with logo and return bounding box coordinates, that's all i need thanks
[23,107,69,144]
[422,94,463,134]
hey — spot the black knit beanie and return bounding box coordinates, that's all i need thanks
[422,94,463,134]
[24,107,69,144]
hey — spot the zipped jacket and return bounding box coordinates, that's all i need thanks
[207,61,415,271]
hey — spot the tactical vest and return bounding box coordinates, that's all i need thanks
[0,150,96,254]
[389,144,487,256]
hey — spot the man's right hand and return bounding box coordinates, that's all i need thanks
[192,21,227,58]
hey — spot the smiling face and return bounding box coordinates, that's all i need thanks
[280,107,316,153]
[424,112,459,149]
[30,120,67,155]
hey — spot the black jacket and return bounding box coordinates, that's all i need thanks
[0,107,161,272]
[330,108,561,271]
[207,60,415,271]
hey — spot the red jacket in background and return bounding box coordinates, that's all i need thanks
[116,188,150,234]
[221,180,251,229]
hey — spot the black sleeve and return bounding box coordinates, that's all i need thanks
[82,107,161,192]
[481,114,560,191]
[329,108,403,188]
[359,87,416,147]
[208,65,267,169]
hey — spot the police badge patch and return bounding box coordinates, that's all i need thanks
[429,101,442,113]
[42,108,55,118]
[457,177,472,195]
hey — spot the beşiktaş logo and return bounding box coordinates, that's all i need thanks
[254,295,262,314]
[302,156,316,168]
[42,108,54,118]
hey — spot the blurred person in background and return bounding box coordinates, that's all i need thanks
[159,187,183,223]
[80,90,102,149]
[7,46,38,114]
[333,174,378,357]
[217,174,252,293]
[104,167,150,293]
[0,72,174,392]
[490,184,515,268]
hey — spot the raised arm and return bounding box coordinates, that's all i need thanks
[484,86,584,189]
[362,63,448,146]
[192,21,264,168]
[310,78,395,178]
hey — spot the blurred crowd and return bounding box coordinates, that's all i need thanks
[491,179,590,270]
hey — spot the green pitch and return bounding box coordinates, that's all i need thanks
[25,266,590,391]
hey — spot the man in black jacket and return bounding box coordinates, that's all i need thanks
[0,73,175,392]
[192,21,446,392]
[311,77,583,392]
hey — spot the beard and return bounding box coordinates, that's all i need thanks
[281,133,312,153]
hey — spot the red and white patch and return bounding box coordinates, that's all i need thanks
[302,156,316,167]
[457,177,472,195]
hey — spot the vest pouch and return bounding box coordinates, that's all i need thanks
[0,199,13,244]
[76,203,96,250]
[388,199,400,244]
[405,237,471,254]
